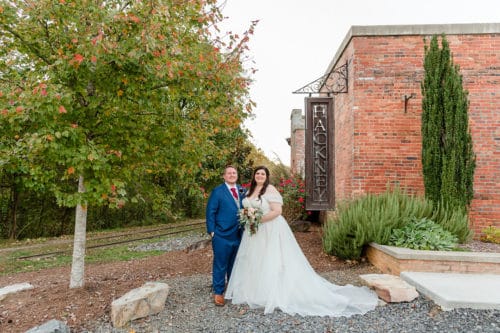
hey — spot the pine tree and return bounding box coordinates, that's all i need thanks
[421,34,475,209]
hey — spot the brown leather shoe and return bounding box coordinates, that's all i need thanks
[214,294,225,306]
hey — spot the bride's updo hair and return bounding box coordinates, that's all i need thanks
[248,165,270,200]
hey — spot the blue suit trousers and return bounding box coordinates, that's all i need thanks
[212,232,240,295]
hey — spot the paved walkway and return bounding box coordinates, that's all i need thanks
[401,272,500,310]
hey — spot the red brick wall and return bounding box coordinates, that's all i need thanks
[311,31,500,234]
[290,109,305,177]
[290,129,305,176]
[456,34,500,234]
[331,44,356,203]
[350,35,425,196]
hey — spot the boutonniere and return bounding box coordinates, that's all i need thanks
[238,187,245,195]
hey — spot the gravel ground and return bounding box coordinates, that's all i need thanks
[80,234,500,333]
[83,272,499,333]
[131,233,210,252]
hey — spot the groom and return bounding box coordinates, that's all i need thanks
[206,165,245,306]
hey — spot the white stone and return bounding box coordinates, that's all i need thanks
[0,282,34,301]
[25,319,70,333]
[360,274,419,303]
[111,281,169,328]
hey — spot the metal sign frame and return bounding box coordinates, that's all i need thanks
[304,97,335,210]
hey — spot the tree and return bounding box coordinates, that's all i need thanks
[0,0,256,287]
[421,34,475,209]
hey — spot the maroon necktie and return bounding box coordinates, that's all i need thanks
[230,188,238,200]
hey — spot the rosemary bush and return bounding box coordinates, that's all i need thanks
[431,201,472,243]
[322,187,472,260]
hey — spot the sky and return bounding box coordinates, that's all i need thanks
[218,0,500,166]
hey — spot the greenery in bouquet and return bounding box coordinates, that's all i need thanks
[239,207,263,235]
[276,176,310,222]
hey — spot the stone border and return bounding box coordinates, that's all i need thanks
[366,243,500,275]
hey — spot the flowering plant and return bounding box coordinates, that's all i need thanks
[276,176,310,222]
[239,206,263,235]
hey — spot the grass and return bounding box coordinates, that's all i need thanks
[0,220,205,276]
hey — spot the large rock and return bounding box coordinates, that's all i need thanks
[360,274,419,303]
[289,220,311,232]
[0,282,34,301]
[25,319,70,333]
[111,281,169,328]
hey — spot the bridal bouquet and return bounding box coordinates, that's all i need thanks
[239,207,263,235]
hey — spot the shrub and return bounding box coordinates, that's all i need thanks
[480,226,500,244]
[430,201,472,243]
[276,176,309,222]
[322,187,472,260]
[323,188,431,260]
[388,217,458,251]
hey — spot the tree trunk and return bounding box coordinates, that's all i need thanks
[70,175,88,289]
[8,187,19,239]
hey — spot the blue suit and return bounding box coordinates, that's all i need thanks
[206,183,244,295]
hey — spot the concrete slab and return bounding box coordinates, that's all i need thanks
[401,272,500,311]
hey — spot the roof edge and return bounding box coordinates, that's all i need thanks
[325,22,500,75]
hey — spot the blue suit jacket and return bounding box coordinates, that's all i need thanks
[206,184,245,238]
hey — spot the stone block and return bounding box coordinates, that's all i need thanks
[360,273,419,303]
[111,281,169,328]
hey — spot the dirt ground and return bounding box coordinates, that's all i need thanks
[0,225,355,332]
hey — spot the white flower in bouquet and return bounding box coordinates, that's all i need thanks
[239,207,263,235]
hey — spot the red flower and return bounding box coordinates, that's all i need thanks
[73,53,84,64]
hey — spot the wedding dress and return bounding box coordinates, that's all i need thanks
[225,186,378,317]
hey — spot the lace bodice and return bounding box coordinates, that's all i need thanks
[242,186,283,215]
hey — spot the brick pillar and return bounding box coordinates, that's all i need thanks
[289,109,305,177]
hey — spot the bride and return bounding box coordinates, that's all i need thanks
[225,166,378,317]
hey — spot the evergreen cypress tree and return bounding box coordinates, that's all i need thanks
[421,34,475,209]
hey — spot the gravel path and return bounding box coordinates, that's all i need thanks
[79,234,500,333]
[83,273,499,333]
[131,232,210,252]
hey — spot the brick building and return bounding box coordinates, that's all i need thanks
[289,23,500,235]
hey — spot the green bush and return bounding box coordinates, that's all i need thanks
[322,187,472,260]
[388,217,458,251]
[323,188,431,259]
[430,201,472,243]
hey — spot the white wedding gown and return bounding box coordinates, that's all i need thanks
[225,188,378,317]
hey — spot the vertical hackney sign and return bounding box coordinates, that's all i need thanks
[305,97,335,210]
